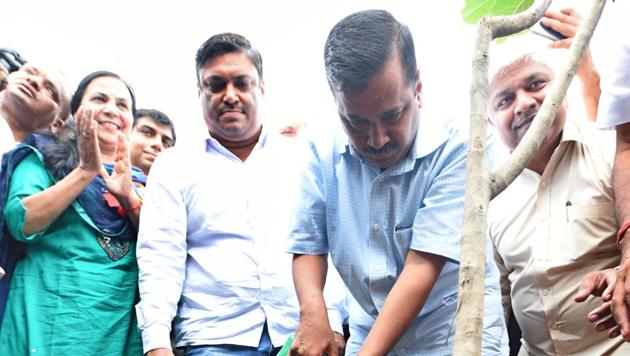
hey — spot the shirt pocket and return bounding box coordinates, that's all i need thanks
[566,202,618,261]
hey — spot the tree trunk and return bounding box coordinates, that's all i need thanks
[452,0,607,354]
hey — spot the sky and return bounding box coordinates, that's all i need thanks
[2,0,616,146]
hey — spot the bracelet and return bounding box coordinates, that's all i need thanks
[125,199,142,212]
[617,220,630,247]
[116,199,142,218]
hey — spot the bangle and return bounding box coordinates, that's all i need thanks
[125,199,142,212]
[617,220,630,247]
[116,199,142,217]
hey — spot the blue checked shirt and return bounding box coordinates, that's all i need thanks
[287,118,508,355]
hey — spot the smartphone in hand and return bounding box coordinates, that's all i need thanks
[532,20,567,41]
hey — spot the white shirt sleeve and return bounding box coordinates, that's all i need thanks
[135,152,189,353]
[598,3,630,129]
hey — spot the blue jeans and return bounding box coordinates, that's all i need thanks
[185,323,281,356]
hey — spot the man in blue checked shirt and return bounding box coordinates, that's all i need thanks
[287,9,508,355]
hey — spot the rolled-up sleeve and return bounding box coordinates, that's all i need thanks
[135,152,188,353]
[287,140,329,255]
[598,31,630,129]
[4,152,54,243]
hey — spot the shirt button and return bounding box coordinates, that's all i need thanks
[373,223,381,231]
[542,288,550,296]
[400,348,407,353]
[540,216,547,222]
[378,176,385,183]
[541,182,547,189]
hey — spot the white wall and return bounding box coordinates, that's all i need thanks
[1,0,614,146]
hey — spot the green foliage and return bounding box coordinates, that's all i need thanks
[461,0,534,24]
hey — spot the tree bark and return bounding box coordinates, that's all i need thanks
[452,0,606,354]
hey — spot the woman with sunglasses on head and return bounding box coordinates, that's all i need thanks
[0,71,145,355]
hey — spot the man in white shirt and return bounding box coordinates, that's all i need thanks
[135,33,345,356]
[487,45,628,355]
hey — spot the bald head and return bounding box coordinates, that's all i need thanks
[0,64,69,141]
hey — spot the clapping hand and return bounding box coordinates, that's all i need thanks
[101,132,134,202]
[76,106,101,175]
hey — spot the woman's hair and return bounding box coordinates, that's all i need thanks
[40,131,79,179]
[70,71,137,117]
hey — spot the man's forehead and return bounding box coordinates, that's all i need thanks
[200,53,259,76]
[18,63,64,83]
[13,63,69,114]
[136,116,173,137]
[492,58,553,82]
[203,73,256,81]
[335,86,406,117]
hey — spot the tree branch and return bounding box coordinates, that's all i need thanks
[490,0,551,38]
[451,0,608,354]
[451,19,493,356]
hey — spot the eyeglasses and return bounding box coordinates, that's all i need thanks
[202,76,257,94]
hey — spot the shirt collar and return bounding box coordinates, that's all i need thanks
[339,115,450,173]
[515,117,589,178]
[204,126,269,155]
[559,117,589,146]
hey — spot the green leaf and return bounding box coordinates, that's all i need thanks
[461,0,535,24]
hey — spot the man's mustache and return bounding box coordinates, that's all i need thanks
[364,142,397,157]
[220,103,246,114]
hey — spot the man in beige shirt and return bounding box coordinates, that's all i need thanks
[487,46,628,355]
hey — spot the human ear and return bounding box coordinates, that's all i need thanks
[414,70,422,108]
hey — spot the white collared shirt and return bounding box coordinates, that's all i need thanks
[135,129,345,353]
[0,114,17,158]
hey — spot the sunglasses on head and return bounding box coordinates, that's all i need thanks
[0,48,27,74]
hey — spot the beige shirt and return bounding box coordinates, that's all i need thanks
[489,118,627,355]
